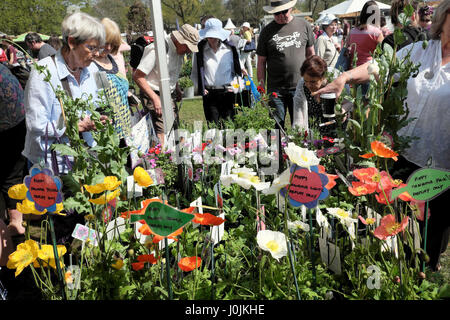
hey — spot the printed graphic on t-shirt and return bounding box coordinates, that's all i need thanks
[273,32,302,51]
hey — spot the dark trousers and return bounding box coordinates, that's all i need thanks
[392,156,450,270]
[268,88,295,130]
[202,90,236,126]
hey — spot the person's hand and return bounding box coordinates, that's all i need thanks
[154,99,162,116]
[78,116,95,132]
[311,73,348,99]
[242,68,248,77]
[99,115,109,125]
[204,89,209,96]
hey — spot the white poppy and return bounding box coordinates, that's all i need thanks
[284,142,320,171]
[257,230,288,261]
[287,220,310,232]
[326,207,358,240]
[220,167,270,191]
[262,168,291,195]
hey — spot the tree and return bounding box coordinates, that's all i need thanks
[226,0,266,27]
[92,0,136,32]
[126,0,151,43]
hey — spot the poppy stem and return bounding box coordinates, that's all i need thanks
[48,214,67,300]
[421,200,429,273]
[164,237,173,299]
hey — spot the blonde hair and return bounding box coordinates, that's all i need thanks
[430,1,450,40]
[101,18,122,54]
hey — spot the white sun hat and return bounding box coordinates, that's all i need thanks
[199,18,231,41]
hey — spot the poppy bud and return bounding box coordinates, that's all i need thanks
[418,272,426,280]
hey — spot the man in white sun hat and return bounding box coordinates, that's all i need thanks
[257,0,315,129]
[191,18,246,126]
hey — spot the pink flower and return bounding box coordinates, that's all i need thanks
[374,214,409,240]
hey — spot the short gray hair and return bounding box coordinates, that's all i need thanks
[430,0,450,40]
[61,12,105,46]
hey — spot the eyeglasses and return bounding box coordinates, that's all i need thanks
[274,9,289,16]
[84,44,105,54]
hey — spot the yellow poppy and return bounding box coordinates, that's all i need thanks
[111,259,124,270]
[89,189,121,205]
[133,167,153,187]
[7,240,39,277]
[17,198,47,215]
[103,176,121,191]
[33,244,67,269]
[8,184,28,200]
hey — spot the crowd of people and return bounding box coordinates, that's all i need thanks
[0,0,449,295]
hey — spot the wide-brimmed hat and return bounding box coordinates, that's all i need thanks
[172,24,200,52]
[242,22,250,29]
[199,18,230,41]
[318,13,338,26]
[263,0,297,14]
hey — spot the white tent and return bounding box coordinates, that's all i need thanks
[319,0,391,16]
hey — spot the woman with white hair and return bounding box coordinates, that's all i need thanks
[23,12,107,175]
[315,14,341,68]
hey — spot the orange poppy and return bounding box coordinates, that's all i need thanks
[318,165,339,190]
[137,254,158,264]
[132,262,145,271]
[353,167,380,184]
[360,141,398,161]
[192,213,225,226]
[178,256,202,272]
[348,181,377,196]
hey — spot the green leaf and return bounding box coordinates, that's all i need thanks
[51,143,78,156]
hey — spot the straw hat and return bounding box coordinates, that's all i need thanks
[263,0,297,14]
[172,24,200,52]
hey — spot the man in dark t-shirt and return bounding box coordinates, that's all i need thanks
[257,0,315,129]
[25,32,57,61]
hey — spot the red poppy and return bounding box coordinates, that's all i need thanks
[322,136,334,143]
[353,167,380,184]
[271,92,278,98]
[348,181,377,196]
[374,214,409,240]
[132,262,145,271]
[257,86,265,94]
[178,256,202,272]
[192,213,225,226]
[358,215,376,225]
[137,254,158,264]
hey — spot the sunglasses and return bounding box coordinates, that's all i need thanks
[274,9,289,16]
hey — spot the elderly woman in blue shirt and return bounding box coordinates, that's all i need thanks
[22,12,107,174]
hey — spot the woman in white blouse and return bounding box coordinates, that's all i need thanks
[315,14,341,68]
[313,0,450,272]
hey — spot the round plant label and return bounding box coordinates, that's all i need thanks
[288,168,323,203]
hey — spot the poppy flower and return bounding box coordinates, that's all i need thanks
[7,239,39,277]
[192,213,225,226]
[257,86,265,94]
[284,142,320,171]
[178,256,202,272]
[374,214,409,240]
[348,181,377,196]
[256,230,287,261]
[358,216,376,225]
[89,188,120,205]
[360,141,399,161]
[133,167,154,187]
[271,92,278,98]
[137,254,158,264]
[111,259,124,270]
[8,183,28,200]
[132,262,145,271]
[84,176,121,194]
[353,167,380,184]
[318,165,339,190]
[33,244,67,269]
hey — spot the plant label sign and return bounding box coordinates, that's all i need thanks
[24,165,63,212]
[391,168,450,201]
[130,201,194,237]
[282,165,329,209]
